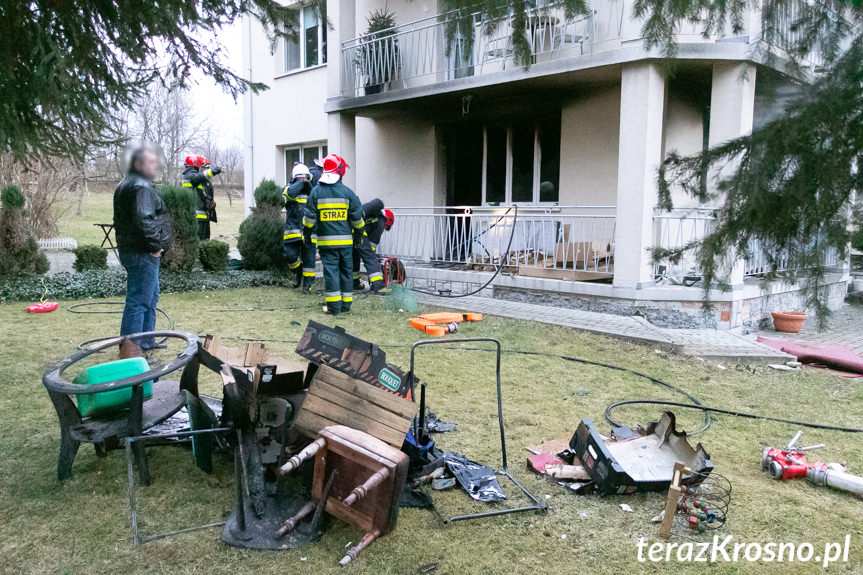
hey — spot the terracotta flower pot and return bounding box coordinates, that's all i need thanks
[771,311,808,333]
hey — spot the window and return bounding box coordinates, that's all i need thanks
[480,113,561,205]
[284,142,328,181]
[284,6,327,73]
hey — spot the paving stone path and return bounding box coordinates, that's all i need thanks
[416,293,794,365]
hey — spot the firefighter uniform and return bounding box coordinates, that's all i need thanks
[352,199,387,291]
[303,180,364,314]
[283,179,311,280]
[182,165,219,240]
[300,162,324,292]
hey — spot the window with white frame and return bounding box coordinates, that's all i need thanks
[284,142,328,180]
[482,113,560,205]
[284,5,327,73]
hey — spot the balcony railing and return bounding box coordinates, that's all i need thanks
[378,206,616,274]
[341,1,622,97]
[653,207,843,281]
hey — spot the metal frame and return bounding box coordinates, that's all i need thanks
[125,427,233,544]
[409,338,547,523]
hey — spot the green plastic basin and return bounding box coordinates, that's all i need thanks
[75,357,152,417]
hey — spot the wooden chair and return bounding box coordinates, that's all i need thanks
[42,331,201,485]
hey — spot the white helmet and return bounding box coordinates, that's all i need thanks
[291,163,311,180]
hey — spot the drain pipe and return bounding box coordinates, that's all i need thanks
[244,14,255,217]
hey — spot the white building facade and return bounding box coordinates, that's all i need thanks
[243,0,849,329]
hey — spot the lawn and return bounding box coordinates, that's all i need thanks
[2,286,863,574]
[57,187,246,247]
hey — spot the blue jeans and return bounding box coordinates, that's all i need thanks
[119,250,160,349]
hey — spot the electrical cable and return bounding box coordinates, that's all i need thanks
[65,301,863,435]
[406,205,518,299]
[67,302,174,350]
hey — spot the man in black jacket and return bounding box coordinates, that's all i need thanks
[113,147,173,350]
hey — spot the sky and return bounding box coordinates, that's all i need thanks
[188,21,245,146]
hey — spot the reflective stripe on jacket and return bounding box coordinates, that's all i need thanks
[303,181,364,247]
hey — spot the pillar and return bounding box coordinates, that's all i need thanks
[325,0,358,189]
[708,62,756,288]
[613,62,666,289]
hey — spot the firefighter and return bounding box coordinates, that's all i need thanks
[182,155,221,240]
[299,158,325,293]
[283,163,312,286]
[303,154,364,315]
[352,199,394,292]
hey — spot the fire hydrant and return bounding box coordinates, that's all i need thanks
[762,431,863,495]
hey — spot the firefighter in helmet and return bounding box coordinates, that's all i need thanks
[352,199,394,292]
[303,154,364,314]
[283,162,312,286]
[182,155,221,240]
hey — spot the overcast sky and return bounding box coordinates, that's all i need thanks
[188,21,245,146]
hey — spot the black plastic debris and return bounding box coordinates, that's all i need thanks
[425,410,457,433]
[444,452,506,502]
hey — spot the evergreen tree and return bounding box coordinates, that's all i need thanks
[0,0,311,161]
[638,0,863,322]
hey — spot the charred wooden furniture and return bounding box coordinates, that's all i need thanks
[276,425,409,565]
[293,364,417,448]
[42,331,201,484]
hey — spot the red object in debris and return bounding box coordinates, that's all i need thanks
[528,451,565,474]
[757,337,863,377]
[27,301,58,313]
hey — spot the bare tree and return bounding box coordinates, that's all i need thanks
[134,84,204,185]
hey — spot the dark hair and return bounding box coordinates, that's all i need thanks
[128,147,156,175]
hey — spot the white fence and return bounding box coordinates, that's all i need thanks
[37,237,78,251]
[378,206,616,274]
[653,207,843,280]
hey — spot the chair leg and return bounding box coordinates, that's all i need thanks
[129,385,151,486]
[57,430,81,481]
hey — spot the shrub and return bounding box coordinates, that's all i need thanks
[199,239,229,272]
[0,186,50,276]
[0,269,296,302]
[254,178,284,209]
[159,185,199,272]
[73,244,108,272]
[237,179,287,271]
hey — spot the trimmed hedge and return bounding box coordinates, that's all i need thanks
[253,178,284,208]
[160,185,199,272]
[0,269,293,302]
[237,179,286,271]
[73,244,108,272]
[199,239,229,272]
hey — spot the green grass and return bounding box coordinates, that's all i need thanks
[58,189,245,247]
[2,287,863,574]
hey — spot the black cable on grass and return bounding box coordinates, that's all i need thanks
[65,305,863,434]
[67,301,174,349]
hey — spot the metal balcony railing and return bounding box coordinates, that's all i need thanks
[377,206,616,274]
[653,207,843,281]
[341,1,622,97]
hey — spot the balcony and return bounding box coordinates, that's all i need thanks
[378,205,616,280]
[335,0,832,105]
[340,0,641,99]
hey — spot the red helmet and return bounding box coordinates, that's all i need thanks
[383,209,394,228]
[184,155,209,168]
[320,153,349,184]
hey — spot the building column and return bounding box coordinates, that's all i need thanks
[708,62,756,288]
[325,0,358,189]
[613,62,666,289]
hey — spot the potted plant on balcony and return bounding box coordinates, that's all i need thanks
[355,8,399,94]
